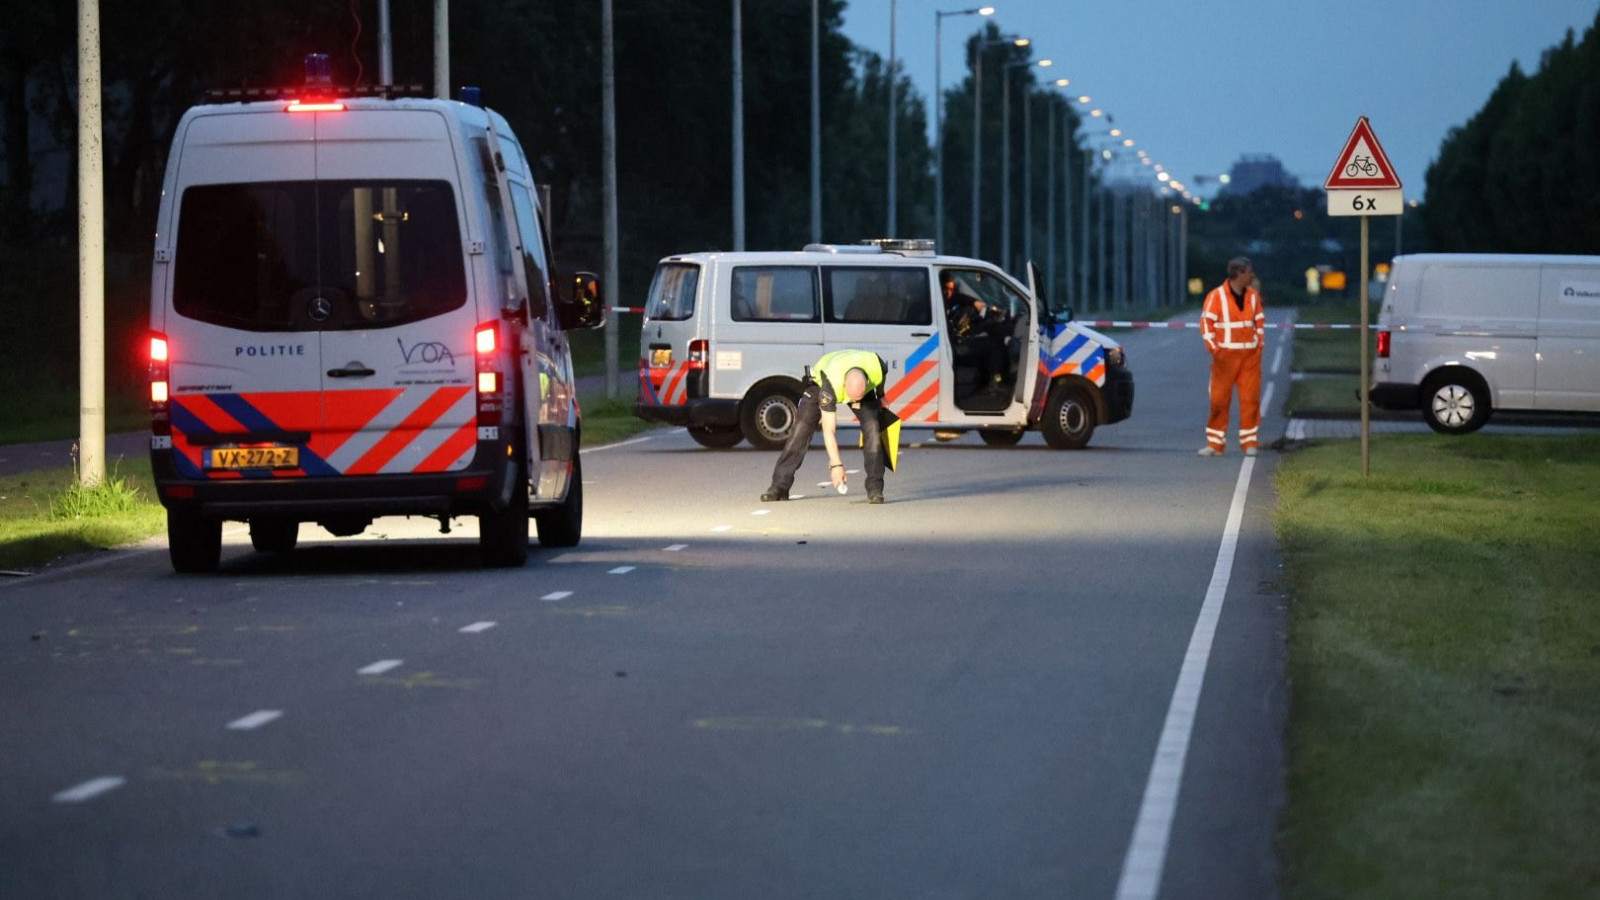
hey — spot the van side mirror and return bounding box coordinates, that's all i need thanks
[558,271,605,330]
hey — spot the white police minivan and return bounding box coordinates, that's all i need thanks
[147,58,603,572]
[633,240,1133,449]
[1371,253,1600,432]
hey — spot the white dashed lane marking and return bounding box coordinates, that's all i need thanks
[663,544,688,552]
[541,591,574,602]
[710,525,732,533]
[608,566,636,575]
[751,509,771,516]
[459,621,498,634]
[357,660,404,676]
[53,776,126,803]
[226,710,283,731]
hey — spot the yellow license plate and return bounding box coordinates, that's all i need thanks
[206,446,299,470]
[651,348,673,368]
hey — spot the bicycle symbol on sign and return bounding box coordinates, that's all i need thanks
[1344,155,1380,177]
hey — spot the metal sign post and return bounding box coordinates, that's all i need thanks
[1324,116,1402,477]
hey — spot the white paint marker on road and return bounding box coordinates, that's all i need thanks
[1271,341,1286,376]
[752,509,771,515]
[53,776,126,803]
[227,710,283,731]
[608,566,636,575]
[459,621,498,633]
[663,544,688,552]
[358,659,404,676]
[710,525,732,533]
[1114,456,1256,900]
[541,591,574,602]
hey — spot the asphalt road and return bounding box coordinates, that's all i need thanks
[1,319,1290,900]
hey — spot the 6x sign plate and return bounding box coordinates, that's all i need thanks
[1327,189,1403,217]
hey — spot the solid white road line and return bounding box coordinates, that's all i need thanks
[541,591,574,601]
[53,776,126,803]
[663,544,688,552]
[1262,382,1276,416]
[459,621,497,633]
[358,659,404,675]
[1114,456,1257,900]
[585,435,655,454]
[226,710,283,731]
[1271,341,1286,376]
[608,566,636,575]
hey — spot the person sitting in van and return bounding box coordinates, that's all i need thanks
[761,349,890,505]
[943,276,1009,391]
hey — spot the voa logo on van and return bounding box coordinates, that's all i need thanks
[398,338,457,367]
[236,343,307,358]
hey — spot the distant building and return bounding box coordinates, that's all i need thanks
[1222,154,1300,196]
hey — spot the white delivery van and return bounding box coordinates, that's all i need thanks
[147,59,604,572]
[1371,253,1600,433]
[633,240,1133,449]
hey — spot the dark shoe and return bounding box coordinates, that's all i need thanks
[760,488,789,502]
[868,492,885,505]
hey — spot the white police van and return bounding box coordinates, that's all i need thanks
[147,57,603,572]
[634,240,1133,449]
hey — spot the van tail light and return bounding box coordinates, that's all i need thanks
[1376,330,1390,359]
[475,322,502,427]
[687,339,709,370]
[148,332,171,436]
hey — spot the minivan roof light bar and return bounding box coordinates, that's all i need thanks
[203,83,429,104]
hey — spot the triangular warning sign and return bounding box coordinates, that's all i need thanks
[1324,117,1401,190]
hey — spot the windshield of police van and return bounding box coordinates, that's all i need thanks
[173,180,466,332]
[646,263,700,321]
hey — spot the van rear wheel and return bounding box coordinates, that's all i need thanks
[741,384,801,451]
[480,462,530,567]
[168,508,222,573]
[536,453,583,548]
[1422,372,1490,434]
[687,425,744,449]
[1042,383,1097,449]
[249,518,298,553]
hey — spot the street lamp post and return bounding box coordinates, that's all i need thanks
[1001,57,1048,275]
[811,0,821,242]
[934,6,994,251]
[887,0,897,236]
[732,0,745,250]
[971,35,1028,258]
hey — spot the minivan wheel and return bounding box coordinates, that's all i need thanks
[687,425,744,449]
[249,518,298,553]
[168,508,222,573]
[741,385,801,451]
[979,428,1025,447]
[480,462,531,567]
[536,453,583,548]
[1041,383,1097,450]
[1422,372,1490,434]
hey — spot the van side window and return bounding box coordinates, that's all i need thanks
[508,183,552,318]
[471,137,515,278]
[731,267,818,322]
[824,267,932,325]
[646,263,700,321]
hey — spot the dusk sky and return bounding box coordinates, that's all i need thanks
[837,0,1600,200]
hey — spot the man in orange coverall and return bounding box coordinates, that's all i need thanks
[1199,256,1266,457]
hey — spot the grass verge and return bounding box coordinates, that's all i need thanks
[1276,434,1600,899]
[1285,375,1361,418]
[0,461,165,570]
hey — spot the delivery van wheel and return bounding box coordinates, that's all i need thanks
[741,385,801,451]
[536,453,583,548]
[688,425,745,449]
[480,463,531,567]
[1422,371,1490,434]
[1042,383,1096,450]
[168,508,222,573]
[979,428,1025,447]
[249,518,298,553]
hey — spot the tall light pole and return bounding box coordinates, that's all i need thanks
[971,34,1028,258]
[732,0,745,250]
[934,6,994,252]
[811,0,821,242]
[433,0,449,98]
[77,0,104,487]
[886,0,897,236]
[1001,57,1048,275]
[602,0,619,396]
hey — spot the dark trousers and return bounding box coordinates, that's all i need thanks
[769,382,885,495]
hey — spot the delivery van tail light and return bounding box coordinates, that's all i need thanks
[475,322,502,426]
[148,332,171,435]
[1377,330,1390,359]
[687,339,709,371]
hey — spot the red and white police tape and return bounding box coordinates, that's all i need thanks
[603,307,1355,329]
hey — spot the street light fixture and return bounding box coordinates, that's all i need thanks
[934,5,995,251]
[970,33,1028,256]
